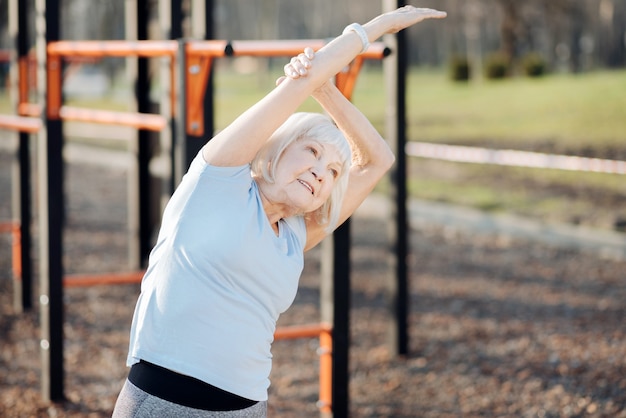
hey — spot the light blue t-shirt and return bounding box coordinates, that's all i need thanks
[126,151,307,401]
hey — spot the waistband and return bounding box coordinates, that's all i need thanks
[129,360,258,411]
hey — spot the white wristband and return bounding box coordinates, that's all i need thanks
[342,23,370,54]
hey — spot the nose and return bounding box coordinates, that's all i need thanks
[311,166,324,182]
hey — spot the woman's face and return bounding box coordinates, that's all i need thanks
[271,138,344,214]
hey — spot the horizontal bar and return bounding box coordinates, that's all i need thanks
[227,40,390,59]
[0,50,97,63]
[185,40,229,56]
[406,142,626,175]
[48,40,178,58]
[0,114,42,133]
[0,221,18,234]
[63,271,145,288]
[18,103,42,117]
[59,106,166,131]
[274,322,333,340]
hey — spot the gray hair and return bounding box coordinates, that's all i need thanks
[251,112,352,233]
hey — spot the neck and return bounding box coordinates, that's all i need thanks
[256,179,298,226]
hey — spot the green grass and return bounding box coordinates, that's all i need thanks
[350,68,626,231]
[352,68,626,150]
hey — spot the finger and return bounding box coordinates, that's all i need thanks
[414,7,447,19]
[275,76,286,86]
[303,47,315,60]
[283,63,299,78]
[289,57,308,76]
[297,53,312,69]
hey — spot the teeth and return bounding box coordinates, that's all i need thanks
[299,180,313,194]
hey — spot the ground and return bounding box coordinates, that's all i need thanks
[0,148,625,418]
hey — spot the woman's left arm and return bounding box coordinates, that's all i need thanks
[304,81,395,250]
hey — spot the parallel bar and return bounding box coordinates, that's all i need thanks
[63,271,145,288]
[58,106,166,131]
[406,142,626,175]
[227,39,389,59]
[273,323,332,340]
[47,40,177,58]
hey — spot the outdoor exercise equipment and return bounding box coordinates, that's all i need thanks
[2,1,409,417]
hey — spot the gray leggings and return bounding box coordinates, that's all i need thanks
[112,379,268,418]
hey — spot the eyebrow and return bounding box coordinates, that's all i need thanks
[306,139,343,166]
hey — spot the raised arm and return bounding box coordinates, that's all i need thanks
[303,81,395,250]
[202,6,446,167]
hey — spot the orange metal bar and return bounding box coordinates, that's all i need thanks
[17,103,41,117]
[18,56,30,106]
[0,221,21,280]
[335,56,366,101]
[228,40,389,60]
[0,114,42,133]
[59,106,166,131]
[184,40,229,136]
[318,328,333,414]
[47,54,62,119]
[45,40,178,127]
[273,323,333,414]
[0,222,13,234]
[63,271,145,288]
[47,40,178,58]
[274,322,332,340]
[185,47,215,136]
[186,40,229,56]
[12,223,22,280]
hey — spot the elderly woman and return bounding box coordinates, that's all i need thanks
[113,5,446,418]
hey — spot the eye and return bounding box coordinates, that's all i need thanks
[307,146,318,157]
[329,167,339,178]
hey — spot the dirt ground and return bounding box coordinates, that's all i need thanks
[1,148,625,418]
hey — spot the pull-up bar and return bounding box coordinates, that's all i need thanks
[226,39,390,59]
[58,107,166,131]
[183,39,390,137]
[47,40,178,57]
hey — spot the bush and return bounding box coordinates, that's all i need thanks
[484,52,510,79]
[522,52,548,77]
[449,56,470,82]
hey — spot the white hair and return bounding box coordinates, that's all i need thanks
[251,112,352,233]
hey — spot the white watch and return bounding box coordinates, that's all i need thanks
[342,23,370,54]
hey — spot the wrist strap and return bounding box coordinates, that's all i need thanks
[342,23,370,54]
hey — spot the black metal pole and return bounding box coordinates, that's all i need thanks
[37,0,64,401]
[17,123,32,311]
[383,0,409,356]
[136,0,153,265]
[331,220,350,418]
[9,0,33,312]
[394,12,409,357]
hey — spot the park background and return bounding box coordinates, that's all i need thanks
[1,0,626,417]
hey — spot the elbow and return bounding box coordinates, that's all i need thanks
[386,150,396,170]
[381,147,396,173]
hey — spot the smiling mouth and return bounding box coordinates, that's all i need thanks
[298,179,314,195]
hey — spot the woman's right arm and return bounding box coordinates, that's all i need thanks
[202,6,446,167]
